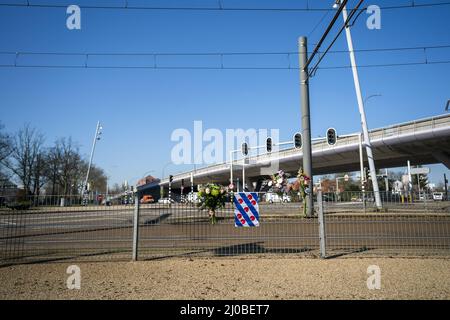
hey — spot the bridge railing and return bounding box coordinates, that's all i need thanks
[161,114,450,184]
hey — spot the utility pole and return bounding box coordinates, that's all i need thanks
[385,168,389,193]
[444,173,448,200]
[340,3,382,209]
[299,36,314,217]
[82,121,102,200]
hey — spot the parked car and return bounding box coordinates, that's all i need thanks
[158,197,175,204]
[101,199,112,206]
[266,193,291,203]
[418,192,431,201]
[432,192,444,201]
[140,195,154,204]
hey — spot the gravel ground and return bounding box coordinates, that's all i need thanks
[0,257,449,300]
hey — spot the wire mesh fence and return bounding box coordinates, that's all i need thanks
[320,191,450,257]
[0,195,134,266]
[137,199,318,259]
[0,191,449,265]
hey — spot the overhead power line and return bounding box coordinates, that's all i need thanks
[2,44,448,57]
[0,59,448,70]
[0,1,449,11]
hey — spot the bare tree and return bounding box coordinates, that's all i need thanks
[5,124,45,195]
[55,137,82,196]
[45,144,61,196]
[86,164,107,195]
[32,150,48,196]
[0,122,11,164]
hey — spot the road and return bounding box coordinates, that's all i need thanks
[1,203,449,264]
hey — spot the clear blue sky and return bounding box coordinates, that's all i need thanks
[0,0,449,186]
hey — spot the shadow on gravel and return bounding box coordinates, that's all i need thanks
[212,242,312,256]
[324,247,371,259]
[143,213,171,225]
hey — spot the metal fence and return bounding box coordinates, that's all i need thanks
[319,191,450,257]
[0,195,135,265]
[0,192,449,265]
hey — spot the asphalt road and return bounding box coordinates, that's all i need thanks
[1,203,449,264]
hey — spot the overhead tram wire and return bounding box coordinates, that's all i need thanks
[1,44,449,57]
[303,0,349,72]
[308,0,366,78]
[0,59,449,70]
[0,1,449,11]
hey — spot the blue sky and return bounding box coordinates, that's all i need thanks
[0,0,449,186]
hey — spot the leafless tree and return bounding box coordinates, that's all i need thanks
[54,137,83,196]
[5,124,45,195]
[0,122,11,164]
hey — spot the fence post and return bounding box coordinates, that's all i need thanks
[132,194,140,261]
[317,190,327,259]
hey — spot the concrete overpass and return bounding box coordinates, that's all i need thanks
[141,114,450,193]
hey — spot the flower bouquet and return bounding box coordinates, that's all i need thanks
[197,183,228,224]
[268,170,289,196]
[297,168,311,217]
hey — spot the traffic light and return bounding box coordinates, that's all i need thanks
[294,133,302,149]
[242,142,249,156]
[266,137,272,153]
[169,175,173,183]
[326,128,337,146]
[181,179,184,187]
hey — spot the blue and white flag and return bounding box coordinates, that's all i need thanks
[233,192,260,227]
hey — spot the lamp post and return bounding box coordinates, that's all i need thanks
[81,121,102,205]
[333,0,382,209]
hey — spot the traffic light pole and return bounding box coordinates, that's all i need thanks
[299,36,314,217]
[444,173,448,201]
[341,5,382,209]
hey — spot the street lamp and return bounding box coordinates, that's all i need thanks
[81,121,103,205]
[333,0,383,209]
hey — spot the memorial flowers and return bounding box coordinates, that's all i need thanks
[297,168,311,217]
[197,183,228,224]
[268,170,289,195]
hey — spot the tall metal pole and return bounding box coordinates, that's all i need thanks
[385,168,389,193]
[444,173,448,201]
[358,133,364,185]
[341,5,382,209]
[358,133,366,212]
[299,36,314,217]
[82,121,101,197]
[230,150,233,187]
[132,193,140,261]
[242,156,246,192]
[407,160,413,202]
